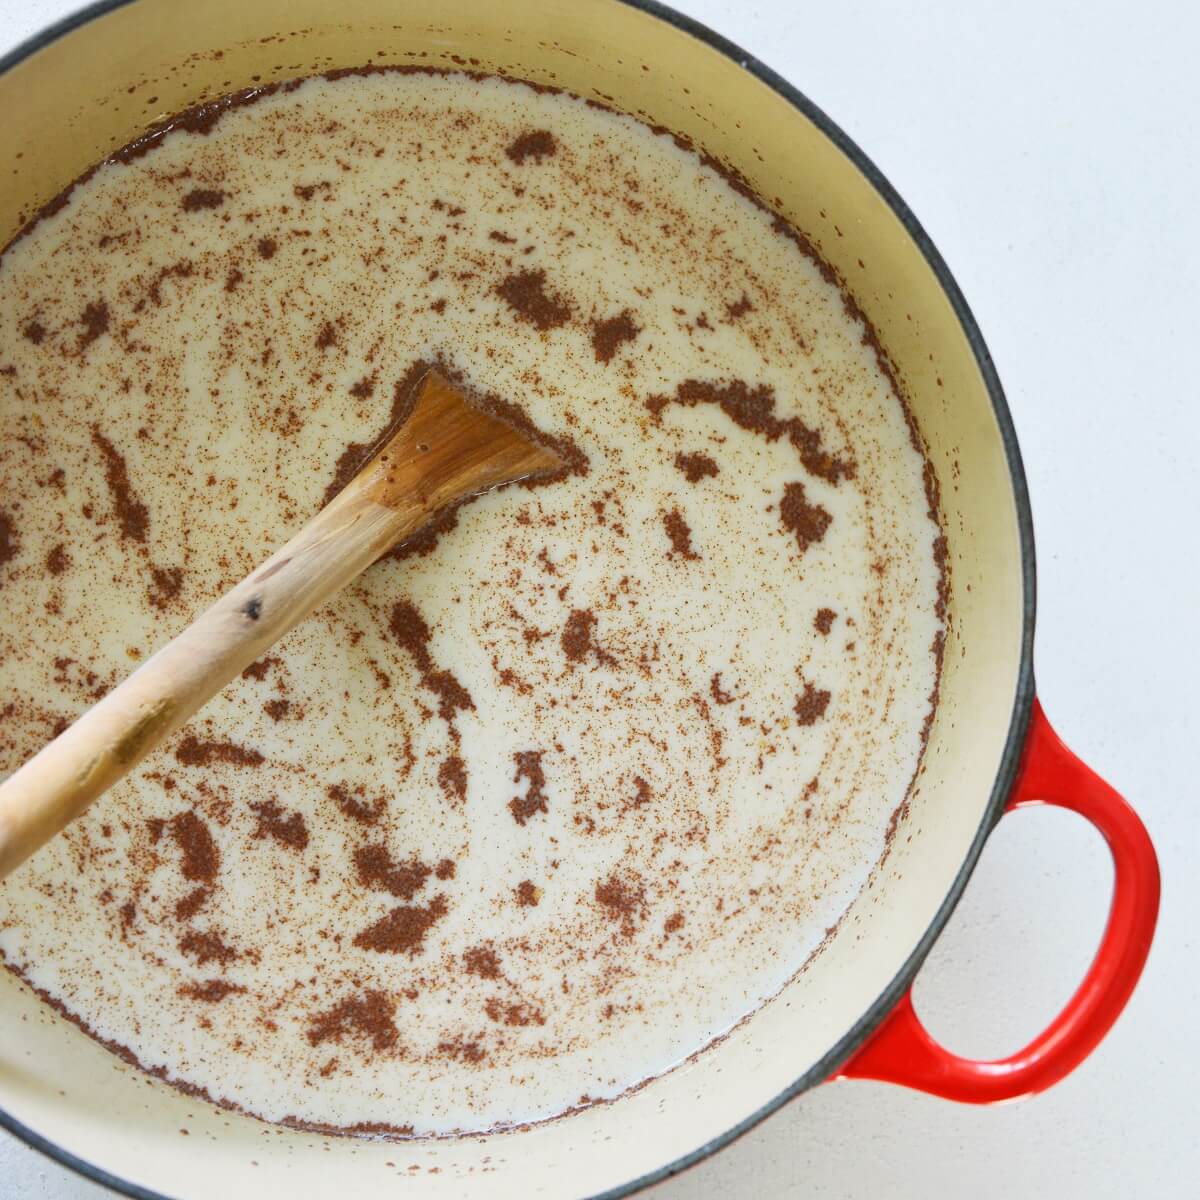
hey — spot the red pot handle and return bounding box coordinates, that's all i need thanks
[836,696,1160,1102]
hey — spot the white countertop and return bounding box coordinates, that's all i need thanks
[1,0,1195,1196]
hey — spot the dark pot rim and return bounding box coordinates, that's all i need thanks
[0,2,1037,1197]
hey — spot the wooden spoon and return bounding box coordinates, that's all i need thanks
[0,370,561,879]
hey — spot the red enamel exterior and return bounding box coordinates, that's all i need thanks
[836,697,1160,1102]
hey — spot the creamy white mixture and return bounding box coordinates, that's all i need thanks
[0,71,944,1135]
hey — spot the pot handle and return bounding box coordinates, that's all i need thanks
[835,696,1160,1102]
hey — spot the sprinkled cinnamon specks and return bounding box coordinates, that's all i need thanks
[0,64,946,1141]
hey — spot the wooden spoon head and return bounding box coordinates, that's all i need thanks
[360,371,563,513]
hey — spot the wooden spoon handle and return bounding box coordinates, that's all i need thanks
[0,370,561,880]
[0,483,417,879]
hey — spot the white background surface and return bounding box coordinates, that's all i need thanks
[0,0,1196,1196]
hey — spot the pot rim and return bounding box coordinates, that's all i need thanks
[0,2,1037,1197]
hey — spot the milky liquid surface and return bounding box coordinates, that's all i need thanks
[0,71,944,1134]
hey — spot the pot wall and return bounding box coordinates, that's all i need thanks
[0,2,1031,1197]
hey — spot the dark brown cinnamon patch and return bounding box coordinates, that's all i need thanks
[463,945,501,979]
[594,871,647,937]
[178,980,243,1003]
[423,670,474,723]
[328,782,386,825]
[168,811,219,884]
[22,319,45,344]
[147,565,184,609]
[932,534,949,621]
[90,427,148,542]
[484,999,545,1027]
[515,879,540,907]
[814,607,837,635]
[626,776,653,811]
[353,845,430,900]
[438,755,467,803]
[388,599,475,723]
[0,511,19,576]
[249,799,308,851]
[590,311,640,363]
[496,269,572,330]
[709,673,734,705]
[510,750,549,826]
[78,301,109,349]
[175,735,263,768]
[353,896,448,955]
[307,990,397,1051]
[561,607,613,667]
[256,236,277,259]
[724,294,754,321]
[178,929,238,966]
[240,656,278,682]
[794,682,831,726]
[315,321,338,350]
[647,379,853,484]
[505,129,556,164]
[180,188,225,212]
[779,482,831,553]
[174,887,209,922]
[674,451,718,483]
[662,508,699,559]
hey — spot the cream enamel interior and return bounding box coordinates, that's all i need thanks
[0,2,1027,1198]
